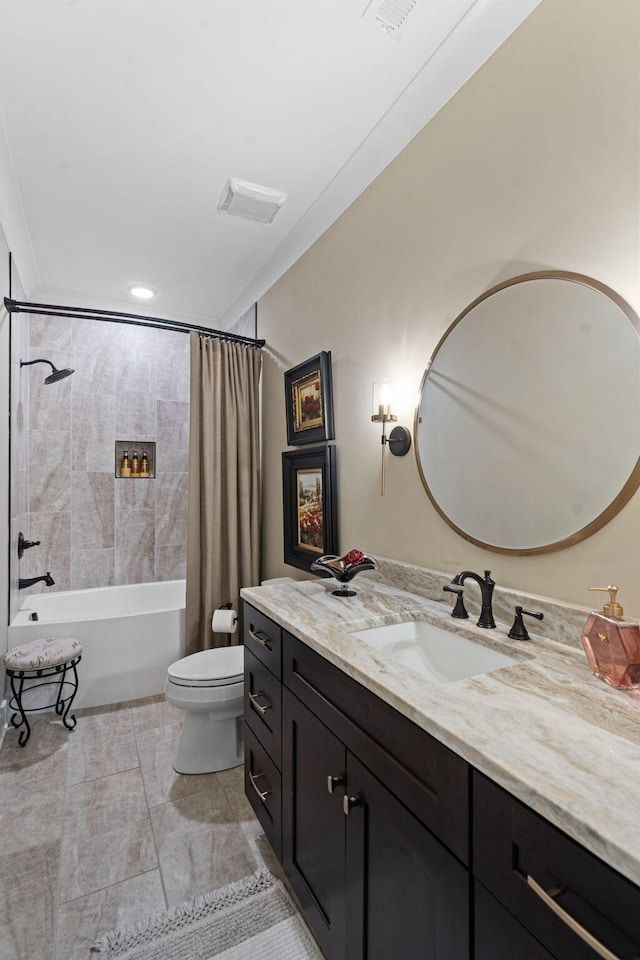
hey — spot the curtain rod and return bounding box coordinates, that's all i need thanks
[4,297,265,348]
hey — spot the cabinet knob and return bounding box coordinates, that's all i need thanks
[327,774,345,794]
[343,794,361,815]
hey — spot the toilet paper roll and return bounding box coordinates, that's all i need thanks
[212,608,238,633]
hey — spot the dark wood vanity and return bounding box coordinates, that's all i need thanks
[243,602,640,960]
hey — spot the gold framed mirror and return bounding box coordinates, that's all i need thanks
[415,271,640,555]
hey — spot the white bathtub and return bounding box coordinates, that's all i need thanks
[8,580,185,709]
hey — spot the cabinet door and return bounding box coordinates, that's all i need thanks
[282,688,347,960]
[345,755,469,960]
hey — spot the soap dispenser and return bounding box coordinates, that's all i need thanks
[581,586,640,689]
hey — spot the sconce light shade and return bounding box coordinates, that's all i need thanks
[372,380,395,419]
[371,380,410,495]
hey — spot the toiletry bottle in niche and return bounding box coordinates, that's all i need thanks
[120,450,131,477]
[131,451,140,477]
[141,452,150,477]
[581,586,640,689]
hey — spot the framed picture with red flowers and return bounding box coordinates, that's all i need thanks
[282,444,338,572]
[284,351,335,446]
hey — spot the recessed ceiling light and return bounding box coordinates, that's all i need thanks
[128,285,155,300]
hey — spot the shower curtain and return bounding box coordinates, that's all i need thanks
[185,333,262,655]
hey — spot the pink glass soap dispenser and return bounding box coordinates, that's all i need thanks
[581,586,640,690]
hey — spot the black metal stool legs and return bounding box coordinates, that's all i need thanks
[8,672,31,747]
[56,659,79,731]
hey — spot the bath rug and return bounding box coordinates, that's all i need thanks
[90,869,323,960]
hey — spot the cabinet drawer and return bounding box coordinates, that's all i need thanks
[284,631,469,864]
[244,647,282,770]
[244,604,282,679]
[474,772,640,960]
[475,882,555,959]
[244,723,282,859]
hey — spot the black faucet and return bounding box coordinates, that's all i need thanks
[18,572,55,590]
[450,570,495,628]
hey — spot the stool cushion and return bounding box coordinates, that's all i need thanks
[3,637,83,672]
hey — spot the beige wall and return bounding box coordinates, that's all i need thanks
[258,0,640,618]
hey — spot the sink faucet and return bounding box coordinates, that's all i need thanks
[18,572,55,590]
[450,570,495,628]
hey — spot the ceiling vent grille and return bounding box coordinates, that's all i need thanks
[362,0,418,35]
[217,178,287,225]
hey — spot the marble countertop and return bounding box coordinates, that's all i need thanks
[241,559,640,887]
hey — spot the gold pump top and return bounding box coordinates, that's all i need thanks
[589,585,623,617]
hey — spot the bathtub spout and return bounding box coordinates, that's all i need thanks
[19,572,55,590]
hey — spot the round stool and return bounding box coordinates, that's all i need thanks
[3,637,83,747]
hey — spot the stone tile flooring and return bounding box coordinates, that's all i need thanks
[0,696,283,960]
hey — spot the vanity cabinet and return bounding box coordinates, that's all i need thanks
[243,601,640,960]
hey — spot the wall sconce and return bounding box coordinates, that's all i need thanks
[371,381,411,495]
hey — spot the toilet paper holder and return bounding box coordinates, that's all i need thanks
[212,602,238,634]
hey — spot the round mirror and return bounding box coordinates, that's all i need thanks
[415,271,640,555]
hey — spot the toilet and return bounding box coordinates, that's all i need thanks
[164,646,245,774]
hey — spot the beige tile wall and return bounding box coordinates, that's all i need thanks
[13,317,190,595]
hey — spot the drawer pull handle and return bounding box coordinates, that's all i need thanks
[248,691,272,716]
[343,794,361,815]
[527,875,621,960]
[249,628,273,651]
[327,774,344,794]
[248,770,272,804]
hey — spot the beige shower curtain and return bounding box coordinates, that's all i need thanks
[185,333,262,655]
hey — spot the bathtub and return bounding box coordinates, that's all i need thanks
[7,580,185,709]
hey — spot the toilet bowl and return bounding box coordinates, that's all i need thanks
[165,645,245,774]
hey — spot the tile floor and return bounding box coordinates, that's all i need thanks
[0,695,283,960]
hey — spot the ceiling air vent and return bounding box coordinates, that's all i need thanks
[362,0,418,35]
[217,178,287,225]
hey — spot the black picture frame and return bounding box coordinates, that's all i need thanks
[284,350,335,446]
[282,445,338,573]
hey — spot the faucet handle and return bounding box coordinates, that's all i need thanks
[508,605,544,641]
[18,532,41,559]
[443,585,469,620]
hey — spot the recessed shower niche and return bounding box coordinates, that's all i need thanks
[115,440,156,478]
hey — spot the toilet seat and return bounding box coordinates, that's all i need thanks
[167,646,244,688]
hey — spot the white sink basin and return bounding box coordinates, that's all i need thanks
[350,619,517,683]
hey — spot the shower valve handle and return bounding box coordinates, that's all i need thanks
[18,532,41,559]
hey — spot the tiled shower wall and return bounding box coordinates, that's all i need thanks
[13,315,190,598]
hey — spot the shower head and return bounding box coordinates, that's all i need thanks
[20,358,75,384]
[44,365,74,384]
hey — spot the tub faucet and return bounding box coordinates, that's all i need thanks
[18,572,55,590]
[450,569,495,628]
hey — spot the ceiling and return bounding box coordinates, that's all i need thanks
[0,0,540,329]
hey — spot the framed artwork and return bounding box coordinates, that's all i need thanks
[282,445,338,572]
[284,351,335,446]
